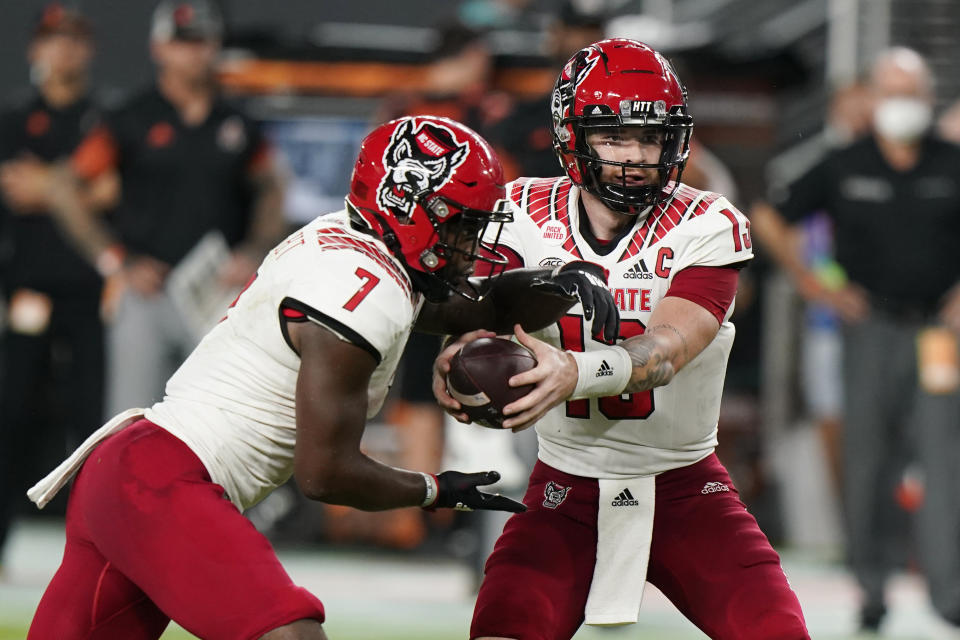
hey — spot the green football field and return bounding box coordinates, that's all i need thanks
[0,519,950,639]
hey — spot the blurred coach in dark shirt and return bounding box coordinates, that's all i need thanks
[752,47,960,632]
[61,0,286,417]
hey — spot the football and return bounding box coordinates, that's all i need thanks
[446,337,538,429]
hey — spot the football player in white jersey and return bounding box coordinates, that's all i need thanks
[25,116,619,640]
[433,40,810,639]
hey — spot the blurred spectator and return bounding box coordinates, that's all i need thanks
[483,1,606,179]
[680,138,739,202]
[825,81,873,146]
[751,47,960,632]
[60,0,286,416]
[379,22,495,132]
[800,82,872,495]
[0,3,112,569]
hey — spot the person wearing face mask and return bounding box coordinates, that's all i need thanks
[752,47,960,632]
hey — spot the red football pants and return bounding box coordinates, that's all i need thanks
[28,419,325,640]
[472,454,809,640]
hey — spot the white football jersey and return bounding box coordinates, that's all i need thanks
[492,177,753,478]
[146,210,420,511]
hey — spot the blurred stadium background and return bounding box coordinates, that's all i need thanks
[2,0,960,638]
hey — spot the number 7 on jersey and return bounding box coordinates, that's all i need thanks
[343,267,380,311]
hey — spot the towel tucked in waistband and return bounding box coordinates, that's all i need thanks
[27,408,146,509]
[584,475,656,626]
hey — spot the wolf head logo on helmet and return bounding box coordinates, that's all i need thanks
[550,48,601,139]
[551,38,694,216]
[376,119,469,221]
[347,116,512,302]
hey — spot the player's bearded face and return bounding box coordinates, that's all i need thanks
[585,126,664,187]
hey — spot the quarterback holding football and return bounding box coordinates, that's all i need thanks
[435,39,811,640]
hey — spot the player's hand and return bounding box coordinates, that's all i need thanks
[501,324,578,432]
[430,470,526,513]
[432,329,497,423]
[532,261,619,342]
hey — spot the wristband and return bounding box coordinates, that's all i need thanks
[420,472,439,508]
[568,346,632,399]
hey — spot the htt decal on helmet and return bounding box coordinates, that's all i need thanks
[377,119,469,222]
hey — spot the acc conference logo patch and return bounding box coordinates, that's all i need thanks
[377,119,468,221]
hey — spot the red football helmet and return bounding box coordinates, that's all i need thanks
[552,38,693,214]
[346,116,512,301]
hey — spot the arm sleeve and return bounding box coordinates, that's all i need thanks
[770,155,833,224]
[665,265,739,325]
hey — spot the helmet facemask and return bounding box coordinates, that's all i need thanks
[550,39,695,215]
[410,194,512,302]
[346,115,512,302]
[575,121,690,215]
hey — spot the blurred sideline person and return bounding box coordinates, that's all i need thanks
[57,0,287,417]
[751,47,960,632]
[797,82,872,495]
[435,39,809,640]
[26,115,618,640]
[0,4,115,568]
[484,0,607,179]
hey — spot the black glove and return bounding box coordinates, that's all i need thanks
[432,470,527,513]
[532,261,620,343]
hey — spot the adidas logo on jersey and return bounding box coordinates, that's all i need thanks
[623,259,653,280]
[701,482,730,494]
[596,360,614,377]
[611,488,639,507]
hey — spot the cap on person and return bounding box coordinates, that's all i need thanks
[33,2,93,39]
[150,0,224,42]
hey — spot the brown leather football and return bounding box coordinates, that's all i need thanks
[446,337,537,429]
